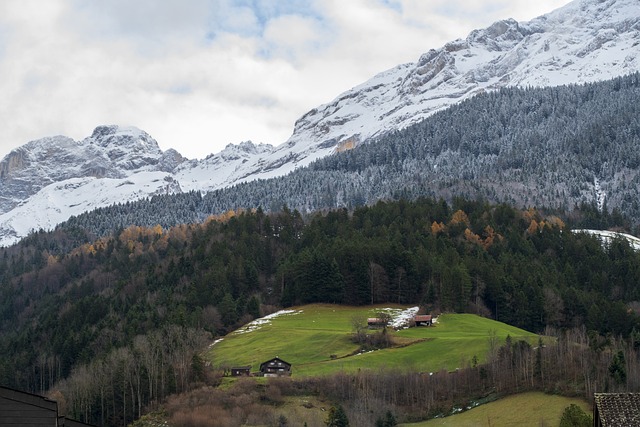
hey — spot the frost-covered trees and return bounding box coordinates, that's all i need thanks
[56,73,640,239]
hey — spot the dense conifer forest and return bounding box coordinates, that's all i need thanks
[2,198,640,424]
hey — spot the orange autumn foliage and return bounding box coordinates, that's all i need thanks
[431,221,446,235]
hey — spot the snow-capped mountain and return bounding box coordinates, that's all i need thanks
[1,0,639,246]
[0,125,183,212]
[0,126,187,243]
[0,124,283,245]
[285,0,640,155]
[184,0,640,190]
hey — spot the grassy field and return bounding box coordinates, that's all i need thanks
[399,392,592,426]
[205,304,538,376]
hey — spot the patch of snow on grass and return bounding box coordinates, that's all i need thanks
[375,306,419,329]
[208,338,224,349]
[233,309,303,335]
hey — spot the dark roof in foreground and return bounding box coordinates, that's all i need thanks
[594,392,640,426]
[0,385,96,427]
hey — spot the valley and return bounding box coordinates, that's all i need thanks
[1,0,640,425]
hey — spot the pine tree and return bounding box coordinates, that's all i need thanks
[325,404,349,427]
[609,350,627,385]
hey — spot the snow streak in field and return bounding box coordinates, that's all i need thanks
[233,309,303,335]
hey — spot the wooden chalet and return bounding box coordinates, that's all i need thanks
[594,392,640,426]
[259,357,292,377]
[0,385,95,426]
[230,366,252,377]
[413,315,433,326]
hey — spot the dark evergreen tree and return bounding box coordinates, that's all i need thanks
[325,404,349,427]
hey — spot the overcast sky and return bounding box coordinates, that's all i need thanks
[0,0,570,160]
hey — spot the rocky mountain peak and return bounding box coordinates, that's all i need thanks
[87,125,159,150]
[158,148,187,172]
[468,19,528,50]
[83,125,165,171]
[281,0,640,158]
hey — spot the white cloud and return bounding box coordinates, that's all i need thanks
[263,14,327,62]
[0,0,570,160]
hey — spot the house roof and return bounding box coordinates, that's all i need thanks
[1,386,95,427]
[0,385,58,411]
[594,392,640,426]
[259,357,291,370]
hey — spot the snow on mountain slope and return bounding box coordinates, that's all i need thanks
[573,229,640,251]
[0,172,181,244]
[175,141,275,192]
[175,0,640,192]
[1,0,639,246]
[0,125,191,245]
[282,0,640,159]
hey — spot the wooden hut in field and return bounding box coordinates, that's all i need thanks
[413,314,433,326]
[230,366,252,377]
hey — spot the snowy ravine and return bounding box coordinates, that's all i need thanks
[573,229,640,251]
[1,0,640,246]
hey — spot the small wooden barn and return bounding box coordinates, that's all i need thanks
[230,366,252,377]
[594,392,640,426]
[413,315,433,326]
[259,357,292,377]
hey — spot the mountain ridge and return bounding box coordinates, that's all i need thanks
[1,0,640,246]
[55,74,640,242]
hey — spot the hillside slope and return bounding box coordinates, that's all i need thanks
[207,305,538,376]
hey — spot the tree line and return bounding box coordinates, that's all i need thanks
[1,197,640,423]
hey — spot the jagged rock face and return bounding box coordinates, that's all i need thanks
[84,125,165,171]
[286,0,640,155]
[158,149,186,173]
[0,147,28,179]
[1,0,640,246]
[0,136,82,214]
[0,126,183,216]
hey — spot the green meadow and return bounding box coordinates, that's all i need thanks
[206,304,538,376]
[399,392,591,426]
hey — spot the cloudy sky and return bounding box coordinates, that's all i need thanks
[0,0,569,160]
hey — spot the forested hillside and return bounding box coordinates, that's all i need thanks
[54,73,640,241]
[2,198,640,424]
